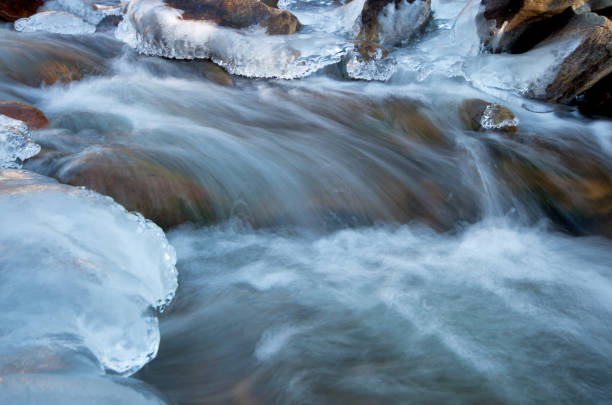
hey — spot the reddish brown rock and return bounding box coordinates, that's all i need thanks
[0,0,44,22]
[0,101,49,129]
[51,147,214,229]
[164,0,302,35]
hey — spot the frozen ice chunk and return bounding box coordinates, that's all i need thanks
[0,170,178,375]
[15,11,96,35]
[0,114,41,169]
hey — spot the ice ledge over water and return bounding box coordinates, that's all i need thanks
[0,170,178,375]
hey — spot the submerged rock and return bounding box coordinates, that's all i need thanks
[459,99,519,133]
[0,0,44,22]
[46,147,214,229]
[357,0,431,44]
[0,101,49,129]
[0,31,114,86]
[164,0,302,34]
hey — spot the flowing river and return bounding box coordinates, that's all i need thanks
[1,0,612,404]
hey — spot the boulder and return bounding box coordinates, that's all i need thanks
[357,0,431,44]
[0,0,43,22]
[0,102,49,130]
[459,99,519,133]
[44,147,214,229]
[536,12,612,103]
[478,0,580,53]
[164,0,302,35]
[573,72,612,117]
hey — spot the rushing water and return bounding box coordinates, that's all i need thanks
[1,0,612,404]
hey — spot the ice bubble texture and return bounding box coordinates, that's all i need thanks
[0,170,178,376]
[0,115,41,169]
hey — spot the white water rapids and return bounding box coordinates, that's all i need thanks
[1,0,612,404]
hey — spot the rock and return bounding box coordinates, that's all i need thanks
[573,72,612,117]
[0,0,44,22]
[357,0,431,44]
[589,0,612,13]
[536,12,612,103]
[0,102,49,130]
[496,139,612,238]
[0,32,114,86]
[478,0,580,53]
[164,0,302,35]
[459,99,519,133]
[47,147,214,229]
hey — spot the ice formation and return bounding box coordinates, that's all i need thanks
[0,170,178,376]
[116,0,350,79]
[14,11,96,35]
[0,114,41,169]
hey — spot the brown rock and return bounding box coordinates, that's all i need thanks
[0,33,111,87]
[52,147,214,229]
[497,139,612,238]
[0,101,49,129]
[573,72,612,117]
[537,12,612,102]
[479,0,580,53]
[164,0,302,35]
[0,0,43,22]
[459,99,519,133]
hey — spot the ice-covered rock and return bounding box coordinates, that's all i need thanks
[0,115,41,169]
[0,170,178,375]
[459,98,519,133]
[15,11,96,34]
[357,0,431,44]
[116,0,350,78]
[343,40,395,80]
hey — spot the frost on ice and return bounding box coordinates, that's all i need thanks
[0,170,178,376]
[0,114,41,169]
